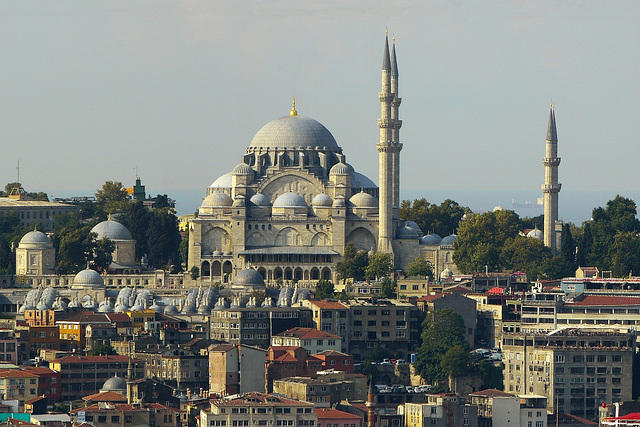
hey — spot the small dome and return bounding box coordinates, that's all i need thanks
[19,230,52,247]
[73,269,105,288]
[232,163,253,175]
[441,268,453,279]
[198,305,212,315]
[249,115,339,150]
[332,196,346,208]
[396,224,420,240]
[182,304,197,314]
[349,192,378,208]
[101,375,127,393]
[420,234,442,246]
[164,305,179,315]
[223,251,233,256]
[91,220,132,241]
[234,268,265,287]
[201,192,233,208]
[249,193,271,207]
[441,234,457,246]
[527,228,544,241]
[149,302,164,313]
[233,196,246,207]
[273,192,307,208]
[405,221,423,234]
[312,193,333,207]
[330,162,354,176]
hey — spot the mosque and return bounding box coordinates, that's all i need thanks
[187,35,459,285]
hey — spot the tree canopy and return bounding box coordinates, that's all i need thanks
[406,257,433,280]
[336,242,369,283]
[400,198,470,237]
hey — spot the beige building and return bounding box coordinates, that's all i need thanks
[200,392,317,427]
[208,344,267,395]
[15,230,55,276]
[0,369,39,411]
[0,196,77,232]
[502,327,635,419]
[187,36,459,288]
[273,371,366,408]
[402,396,478,427]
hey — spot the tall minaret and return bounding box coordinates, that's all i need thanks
[390,36,403,219]
[377,32,402,253]
[542,103,561,254]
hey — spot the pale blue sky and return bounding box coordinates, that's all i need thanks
[2,1,639,220]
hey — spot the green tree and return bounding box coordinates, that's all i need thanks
[336,242,368,283]
[400,198,470,237]
[87,343,117,355]
[406,257,433,280]
[477,359,504,390]
[441,344,471,392]
[95,181,130,214]
[190,266,200,280]
[500,236,551,280]
[521,214,545,231]
[121,201,151,260]
[56,227,113,274]
[179,228,190,267]
[414,309,468,384]
[146,211,181,269]
[380,277,395,298]
[611,232,640,277]
[314,280,335,300]
[365,252,394,281]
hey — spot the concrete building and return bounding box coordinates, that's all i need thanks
[315,408,363,427]
[402,395,478,427]
[274,371,367,408]
[208,344,267,395]
[265,346,324,393]
[0,369,39,411]
[468,389,547,427]
[0,196,77,232]
[542,104,562,254]
[132,348,208,391]
[271,328,342,354]
[199,392,317,427]
[502,327,635,419]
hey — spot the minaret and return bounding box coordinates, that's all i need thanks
[377,32,402,253]
[542,103,561,254]
[390,36,403,220]
[366,379,376,427]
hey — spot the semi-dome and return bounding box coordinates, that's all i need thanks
[440,234,457,246]
[329,162,354,176]
[312,193,333,207]
[202,192,233,208]
[351,172,377,189]
[420,234,442,245]
[249,193,270,207]
[396,224,420,240]
[273,192,307,208]
[101,375,127,393]
[249,115,339,150]
[526,228,544,241]
[19,230,52,247]
[91,220,132,241]
[332,196,346,208]
[349,192,378,208]
[73,268,105,288]
[234,268,265,287]
[210,172,233,189]
[232,163,254,175]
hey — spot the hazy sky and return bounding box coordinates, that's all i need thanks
[2,1,639,219]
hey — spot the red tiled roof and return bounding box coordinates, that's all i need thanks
[417,293,446,302]
[310,300,348,310]
[315,408,362,420]
[105,313,132,323]
[5,418,38,426]
[56,312,111,324]
[569,295,640,306]
[24,396,46,405]
[71,403,147,413]
[83,391,128,402]
[23,367,58,375]
[52,355,137,364]
[0,370,38,378]
[276,327,341,340]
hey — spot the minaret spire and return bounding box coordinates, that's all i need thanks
[542,102,561,254]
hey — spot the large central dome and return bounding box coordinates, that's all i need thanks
[248,115,339,150]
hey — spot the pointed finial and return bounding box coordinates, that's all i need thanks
[290,97,297,116]
[108,213,112,221]
[550,100,554,111]
[392,34,395,44]
[386,27,388,36]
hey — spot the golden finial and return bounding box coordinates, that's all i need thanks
[290,97,297,116]
[392,34,396,44]
[550,100,554,111]
[108,213,112,221]
[386,27,388,36]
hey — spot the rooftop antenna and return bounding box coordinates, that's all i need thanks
[16,159,19,183]
[134,166,139,180]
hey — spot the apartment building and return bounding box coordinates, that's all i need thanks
[199,392,317,427]
[273,371,366,408]
[403,395,478,427]
[209,344,267,395]
[502,327,635,420]
[0,369,39,410]
[132,348,208,390]
[210,306,313,349]
[271,328,342,354]
[468,389,547,427]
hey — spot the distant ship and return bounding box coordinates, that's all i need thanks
[512,197,543,209]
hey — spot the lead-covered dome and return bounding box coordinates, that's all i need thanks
[349,192,378,208]
[73,268,105,288]
[91,220,132,241]
[420,234,442,245]
[19,230,52,247]
[312,193,333,207]
[526,228,544,241]
[330,162,354,176]
[441,234,458,246]
[101,375,127,393]
[249,116,339,150]
[233,163,253,175]
[234,268,265,288]
[250,193,271,207]
[202,192,233,208]
[273,192,307,208]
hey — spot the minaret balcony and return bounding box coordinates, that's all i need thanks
[377,119,392,128]
[543,157,561,167]
[541,183,562,193]
[379,93,394,102]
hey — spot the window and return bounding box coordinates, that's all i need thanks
[111,416,120,423]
